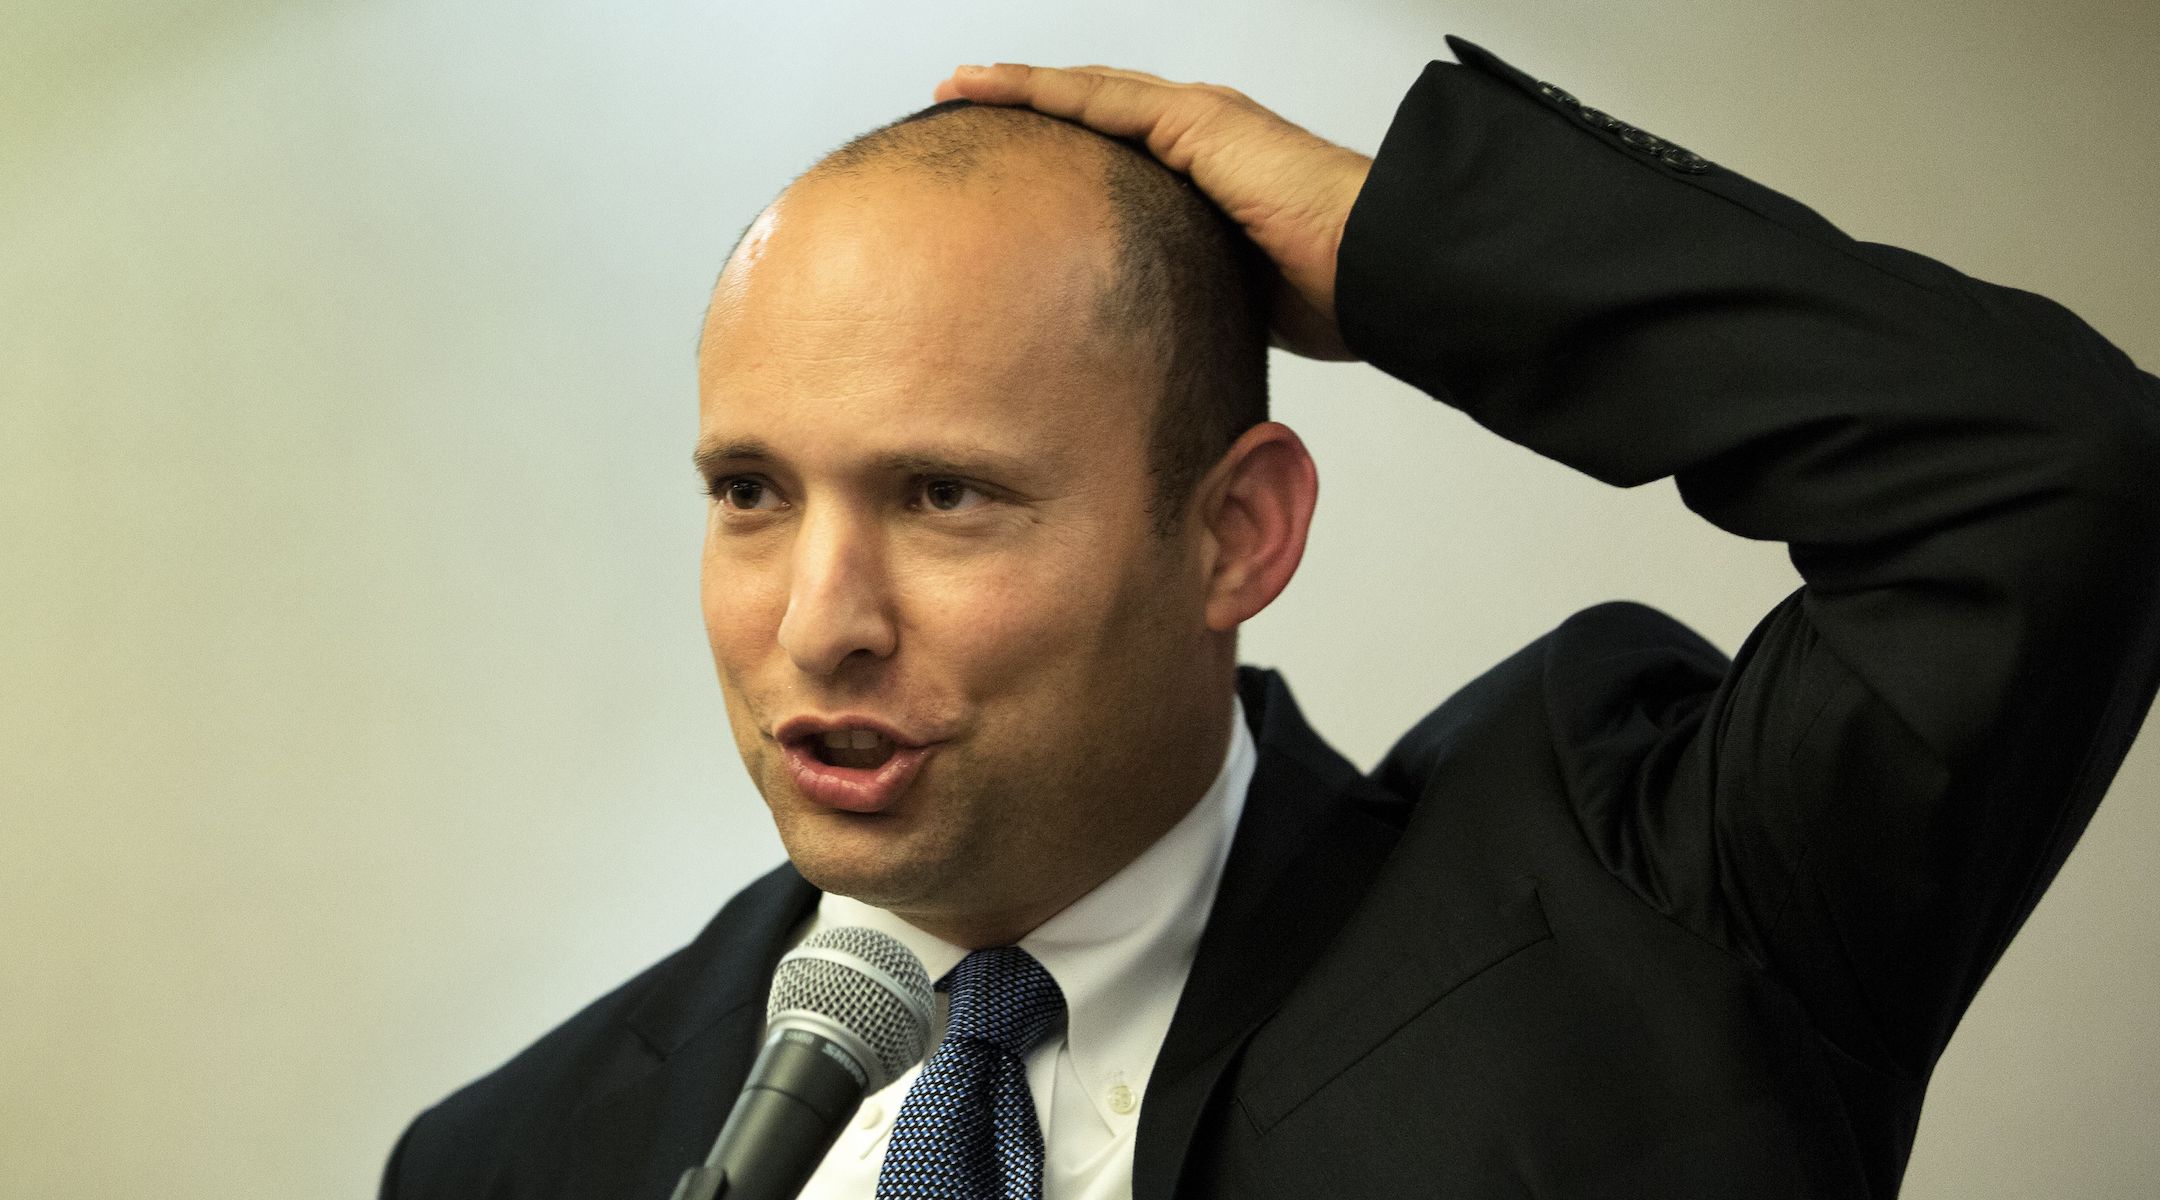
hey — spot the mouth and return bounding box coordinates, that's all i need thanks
[806,727,902,771]
[773,717,935,813]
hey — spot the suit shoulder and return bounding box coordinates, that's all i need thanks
[384,862,815,1198]
[1542,599,1731,736]
[1374,600,1728,795]
[388,947,687,1196]
[1549,599,1723,657]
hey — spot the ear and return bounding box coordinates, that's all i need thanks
[1194,421,1318,632]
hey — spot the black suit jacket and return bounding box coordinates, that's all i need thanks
[383,38,2160,1199]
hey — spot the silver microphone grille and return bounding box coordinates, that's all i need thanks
[768,926,933,1091]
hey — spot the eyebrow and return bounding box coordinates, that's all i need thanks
[692,436,776,479]
[878,452,1032,479]
[692,435,1040,484]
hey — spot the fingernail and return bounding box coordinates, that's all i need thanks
[955,64,987,75]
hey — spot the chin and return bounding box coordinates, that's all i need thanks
[774,809,955,909]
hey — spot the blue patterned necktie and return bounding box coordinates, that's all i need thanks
[875,946,1066,1199]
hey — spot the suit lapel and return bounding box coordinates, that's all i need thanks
[1134,669,1409,1200]
[557,862,820,1198]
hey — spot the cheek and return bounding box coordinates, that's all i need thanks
[701,535,788,678]
[703,549,792,770]
[897,532,1176,696]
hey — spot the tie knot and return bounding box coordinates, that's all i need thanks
[940,946,1064,1057]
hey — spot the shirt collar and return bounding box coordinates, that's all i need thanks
[1020,695,1254,1127]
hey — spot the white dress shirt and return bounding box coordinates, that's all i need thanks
[791,697,1257,1200]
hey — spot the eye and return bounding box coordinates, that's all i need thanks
[711,476,785,512]
[912,477,988,513]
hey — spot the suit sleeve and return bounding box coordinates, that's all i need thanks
[1336,37,2160,1076]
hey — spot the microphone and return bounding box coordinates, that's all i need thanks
[671,925,934,1200]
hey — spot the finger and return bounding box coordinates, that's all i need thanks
[937,64,1191,144]
[1063,64,1181,86]
[938,63,1196,100]
[1060,66,1252,112]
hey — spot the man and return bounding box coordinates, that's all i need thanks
[382,37,2160,1199]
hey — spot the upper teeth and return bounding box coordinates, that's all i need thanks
[820,729,887,750]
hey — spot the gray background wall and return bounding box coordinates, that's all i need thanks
[4,1,2155,1195]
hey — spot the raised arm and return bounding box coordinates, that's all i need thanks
[942,38,2160,1076]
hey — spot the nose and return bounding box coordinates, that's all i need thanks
[775,508,898,676]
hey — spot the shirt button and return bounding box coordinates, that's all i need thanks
[1107,1083,1137,1115]
[857,1100,885,1129]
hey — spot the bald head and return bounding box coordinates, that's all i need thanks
[741,100,1271,532]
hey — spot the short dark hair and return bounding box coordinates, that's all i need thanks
[810,100,1272,534]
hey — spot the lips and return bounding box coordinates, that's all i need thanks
[774,715,936,813]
